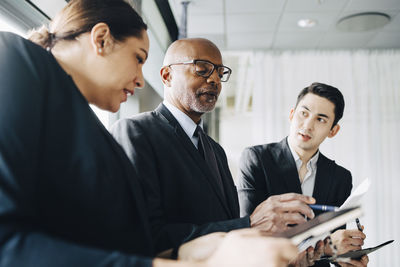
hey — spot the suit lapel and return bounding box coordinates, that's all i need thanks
[274,138,302,194]
[312,154,333,204]
[213,147,236,217]
[155,104,232,217]
[155,104,202,163]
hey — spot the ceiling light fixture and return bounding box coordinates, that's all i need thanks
[337,12,390,32]
[297,19,317,28]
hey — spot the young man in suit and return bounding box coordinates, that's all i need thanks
[111,38,316,255]
[238,83,368,267]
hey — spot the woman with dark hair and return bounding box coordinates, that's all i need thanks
[0,0,296,266]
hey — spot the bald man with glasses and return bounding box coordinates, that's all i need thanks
[111,38,315,257]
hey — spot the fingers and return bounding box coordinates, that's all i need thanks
[337,243,362,254]
[323,236,334,256]
[345,229,366,240]
[178,232,227,261]
[207,229,299,267]
[338,259,365,267]
[282,212,308,225]
[361,255,369,266]
[250,210,307,233]
[272,238,299,262]
[349,244,363,251]
[231,228,265,237]
[306,246,314,259]
[349,238,364,247]
[250,193,316,234]
[277,199,315,219]
[267,194,315,217]
[312,240,325,260]
[304,240,325,266]
[337,255,369,267]
[289,240,325,267]
[341,235,364,247]
[288,249,308,267]
[276,193,316,204]
[331,229,367,254]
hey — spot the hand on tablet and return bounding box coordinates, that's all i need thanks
[288,239,325,267]
[331,228,366,254]
[250,193,315,234]
[336,255,369,267]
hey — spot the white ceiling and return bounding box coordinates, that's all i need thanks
[30,0,66,18]
[168,0,400,50]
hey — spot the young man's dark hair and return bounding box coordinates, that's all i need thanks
[295,82,345,128]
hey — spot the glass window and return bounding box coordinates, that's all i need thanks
[0,16,26,36]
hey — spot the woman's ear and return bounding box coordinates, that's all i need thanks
[90,22,112,55]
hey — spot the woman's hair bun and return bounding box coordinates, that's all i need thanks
[28,26,54,49]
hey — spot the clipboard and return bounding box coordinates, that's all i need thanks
[274,207,363,246]
[321,240,394,261]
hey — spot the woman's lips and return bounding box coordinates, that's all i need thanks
[121,89,134,102]
[123,88,134,96]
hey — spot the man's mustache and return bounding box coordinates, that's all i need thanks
[197,86,219,95]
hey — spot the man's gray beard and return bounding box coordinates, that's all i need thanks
[181,92,216,113]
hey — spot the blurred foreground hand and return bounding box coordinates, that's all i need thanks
[179,229,298,267]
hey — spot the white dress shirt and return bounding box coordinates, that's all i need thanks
[163,100,203,149]
[288,143,336,266]
[288,142,319,197]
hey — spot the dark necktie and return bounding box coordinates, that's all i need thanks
[195,126,226,199]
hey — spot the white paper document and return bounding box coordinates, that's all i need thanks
[297,178,370,251]
[339,178,370,210]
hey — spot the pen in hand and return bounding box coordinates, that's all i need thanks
[308,204,339,212]
[308,205,364,232]
[355,218,363,232]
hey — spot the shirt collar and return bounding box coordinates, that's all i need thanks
[288,139,319,171]
[163,100,203,138]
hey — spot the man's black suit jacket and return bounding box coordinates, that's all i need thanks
[237,138,352,267]
[238,138,352,216]
[111,104,249,253]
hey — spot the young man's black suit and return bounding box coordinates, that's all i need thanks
[238,138,352,217]
[111,104,249,254]
[238,137,352,267]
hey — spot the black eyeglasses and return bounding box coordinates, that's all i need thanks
[168,59,232,82]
